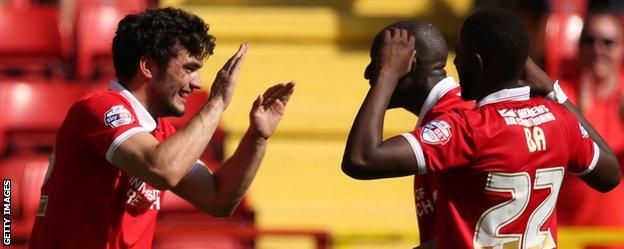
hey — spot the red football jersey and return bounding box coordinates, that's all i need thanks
[412,77,475,243]
[402,86,598,248]
[29,81,175,249]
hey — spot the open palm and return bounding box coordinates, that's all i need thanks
[250,82,295,139]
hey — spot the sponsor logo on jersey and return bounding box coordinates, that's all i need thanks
[126,177,161,212]
[104,105,134,128]
[498,105,556,127]
[421,120,451,145]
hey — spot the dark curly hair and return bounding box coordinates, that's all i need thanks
[112,7,215,84]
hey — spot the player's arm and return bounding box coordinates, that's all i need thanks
[111,44,247,191]
[414,239,437,249]
[342,29,421,179]
[171,82,294,216]
[525,58,620,192]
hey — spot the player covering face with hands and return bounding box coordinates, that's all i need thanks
[343,9,619,249]
[30,7,294,249]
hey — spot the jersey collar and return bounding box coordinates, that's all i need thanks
[417,77,459,126]
[477,86,531,107]
[109,80,157,132]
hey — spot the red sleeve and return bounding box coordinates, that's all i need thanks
[74,93,148,163]
[402,111,477,174]
[565,113,599,176]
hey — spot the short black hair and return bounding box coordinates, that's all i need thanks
[370,21,448,70]
[112,7,215,84]
[460,9,530,80]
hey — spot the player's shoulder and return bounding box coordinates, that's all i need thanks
[77,91,127,107]
[71,91,130,114]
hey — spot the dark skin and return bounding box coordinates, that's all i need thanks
[342,21,451,179]
[348,22,451,248]
[364,21,448,114]
[342,29,422,179]
[453,34,526,101]
[344,27,620,248]
[344,27,619,193]
[525,57,621,192]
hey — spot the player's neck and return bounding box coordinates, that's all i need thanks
[407,68,447,114]
[475,78,525,101]
[123,79,160,119]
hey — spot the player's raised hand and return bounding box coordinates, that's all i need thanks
[378,28,416,81]
[524,57,555,96]
[209,43,249,109]
[249,81,295,139]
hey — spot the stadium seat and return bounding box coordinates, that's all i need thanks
[0,6,68,78]
[0,79,102,156]
[0,154,51,241]
[73,1,149,80]
[74,6,123,80]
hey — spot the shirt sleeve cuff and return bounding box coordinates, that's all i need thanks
[401,133,427,174]
[106,127,149,163]
[572,142,600,176]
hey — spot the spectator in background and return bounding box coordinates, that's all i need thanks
[557,10,624,249]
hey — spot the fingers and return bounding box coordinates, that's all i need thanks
[262,81,296,108]
[228,43,249,73]
[385,28,415,44]
[252,94,263,109]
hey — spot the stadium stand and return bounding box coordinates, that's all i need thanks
[73,0,149,80]
[0,6,69,78]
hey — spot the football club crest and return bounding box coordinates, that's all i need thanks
[421,120,452,145]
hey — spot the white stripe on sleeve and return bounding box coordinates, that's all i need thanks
[106,127,149,163]
[572,142,601,176]
[401,133,427,174]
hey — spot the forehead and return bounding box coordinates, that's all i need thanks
[585,15,623,38]
[169,45,203,65]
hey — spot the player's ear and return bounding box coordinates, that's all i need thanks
[139,56,157,80]
[473,52,483,73]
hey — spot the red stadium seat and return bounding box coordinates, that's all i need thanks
[74,6,123,80]
[0,79,104,155]
[0,6,68,78]
[0,154,51,240]
[73,1,148,80]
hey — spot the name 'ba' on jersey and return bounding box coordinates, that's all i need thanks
[402,85,598,249]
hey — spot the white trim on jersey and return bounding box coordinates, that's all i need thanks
[401,133,427,174]
[106,127,149,163]
[416,77,459,127]
[572,142,601,176]
[478,86,531,107]
[109,80,157,132]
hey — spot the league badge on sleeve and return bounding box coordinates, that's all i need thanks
[421,120,452,145]
[104,105,134,128]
